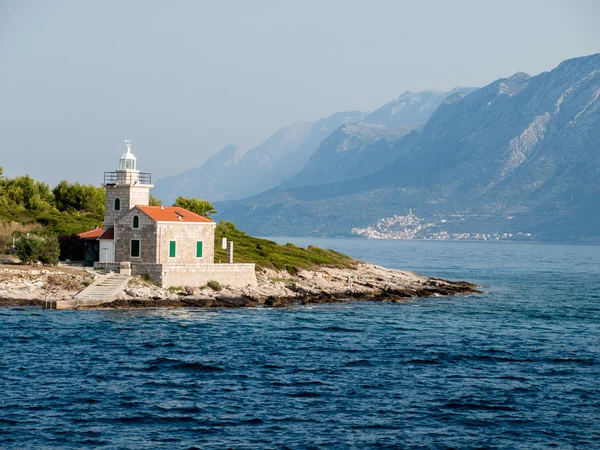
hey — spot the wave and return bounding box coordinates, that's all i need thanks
[285,391,322,398]
[143,357,224,372]
[113,415,199,425]
[443,403,517,411]
[321,326,362,333]
[345,359,372,367]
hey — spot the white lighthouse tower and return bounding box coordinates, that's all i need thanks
[102,140,153,227]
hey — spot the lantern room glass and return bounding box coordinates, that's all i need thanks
[119,157,136,170]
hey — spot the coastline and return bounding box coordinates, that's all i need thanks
[0,263,479,309]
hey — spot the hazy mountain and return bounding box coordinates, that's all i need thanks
[152,144,240,203]
[281,123,421,189]
[218,54,600,241]
[363,88,477,127]
[280,88,478,189]
[153,88,473,203]
[152,111,364,204]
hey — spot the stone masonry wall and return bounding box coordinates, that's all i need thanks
[115,208,158,263]
[160,263,257,288]
[157,222,215,265]
[130,262,163,281]
[129,185,151,209]
[93,261,257,288]
[93,262,120,272]
[103,183,151,227]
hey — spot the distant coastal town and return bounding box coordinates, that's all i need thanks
[351,210,533,241]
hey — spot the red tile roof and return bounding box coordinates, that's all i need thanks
[137,206,214,223]
[78,227,104,239]
[98,228,115,240]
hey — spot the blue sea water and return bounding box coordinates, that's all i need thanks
[1,239,599,449]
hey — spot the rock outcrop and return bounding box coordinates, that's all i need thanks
[0,263,478,309]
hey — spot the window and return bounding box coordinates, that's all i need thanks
[196,241,203,258]
[132,215,139,228]
[169,241,176,258]
[114,198,121,211]
[131,239,140,257]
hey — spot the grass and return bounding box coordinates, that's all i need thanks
[214,221,357,272]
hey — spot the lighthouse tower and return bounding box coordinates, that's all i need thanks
[103,140,153,227]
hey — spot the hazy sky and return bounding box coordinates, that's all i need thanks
[1,0,599,186]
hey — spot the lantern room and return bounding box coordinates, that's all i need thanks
[119,140,137,171]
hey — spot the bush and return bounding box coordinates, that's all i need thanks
[285,265,299,276]
[0,221,42,254]
[141,273,152,282]
[15,232,60,265]
[207,280,222,291]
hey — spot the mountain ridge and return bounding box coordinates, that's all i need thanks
[217,53,600,241]
[153,88,467,204]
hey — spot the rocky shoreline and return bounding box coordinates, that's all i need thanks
[0,262,479,309]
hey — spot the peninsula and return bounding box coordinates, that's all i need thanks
[0,142,478,309]
[0,256,478,309]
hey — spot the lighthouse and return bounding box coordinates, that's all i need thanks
[102,140,153,228]
[77,139,256,289]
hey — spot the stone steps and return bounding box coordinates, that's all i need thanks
[47,273,131,309]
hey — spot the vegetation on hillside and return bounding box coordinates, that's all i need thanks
[0,168,105,238]
[214,221,356,273]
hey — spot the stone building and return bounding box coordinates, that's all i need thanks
[79,141,257,288]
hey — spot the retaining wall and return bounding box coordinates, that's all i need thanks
[161,263,257,288]
[95,261,257,288]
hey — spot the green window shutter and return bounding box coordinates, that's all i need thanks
[196,241,203,258]
[115,198,121,211]
[169,241,176,258]
[133,215,139,228]
[131,240,140,257]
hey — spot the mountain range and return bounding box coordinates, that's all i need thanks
[153,89,464,203]
[153,111,363,203]
[213,54,600,242]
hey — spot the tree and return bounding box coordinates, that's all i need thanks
[15,232,60,265]
[149,194,162,206]
[53,181,105,216]
[173,196,217,218]
[2,175,54,211]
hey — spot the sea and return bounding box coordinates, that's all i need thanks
[1,239,599,449]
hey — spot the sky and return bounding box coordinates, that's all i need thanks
[0,0,599,186]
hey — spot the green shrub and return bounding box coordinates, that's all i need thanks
[15,232,60,265]
[207,280,222,291]
[285,265,299,276]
